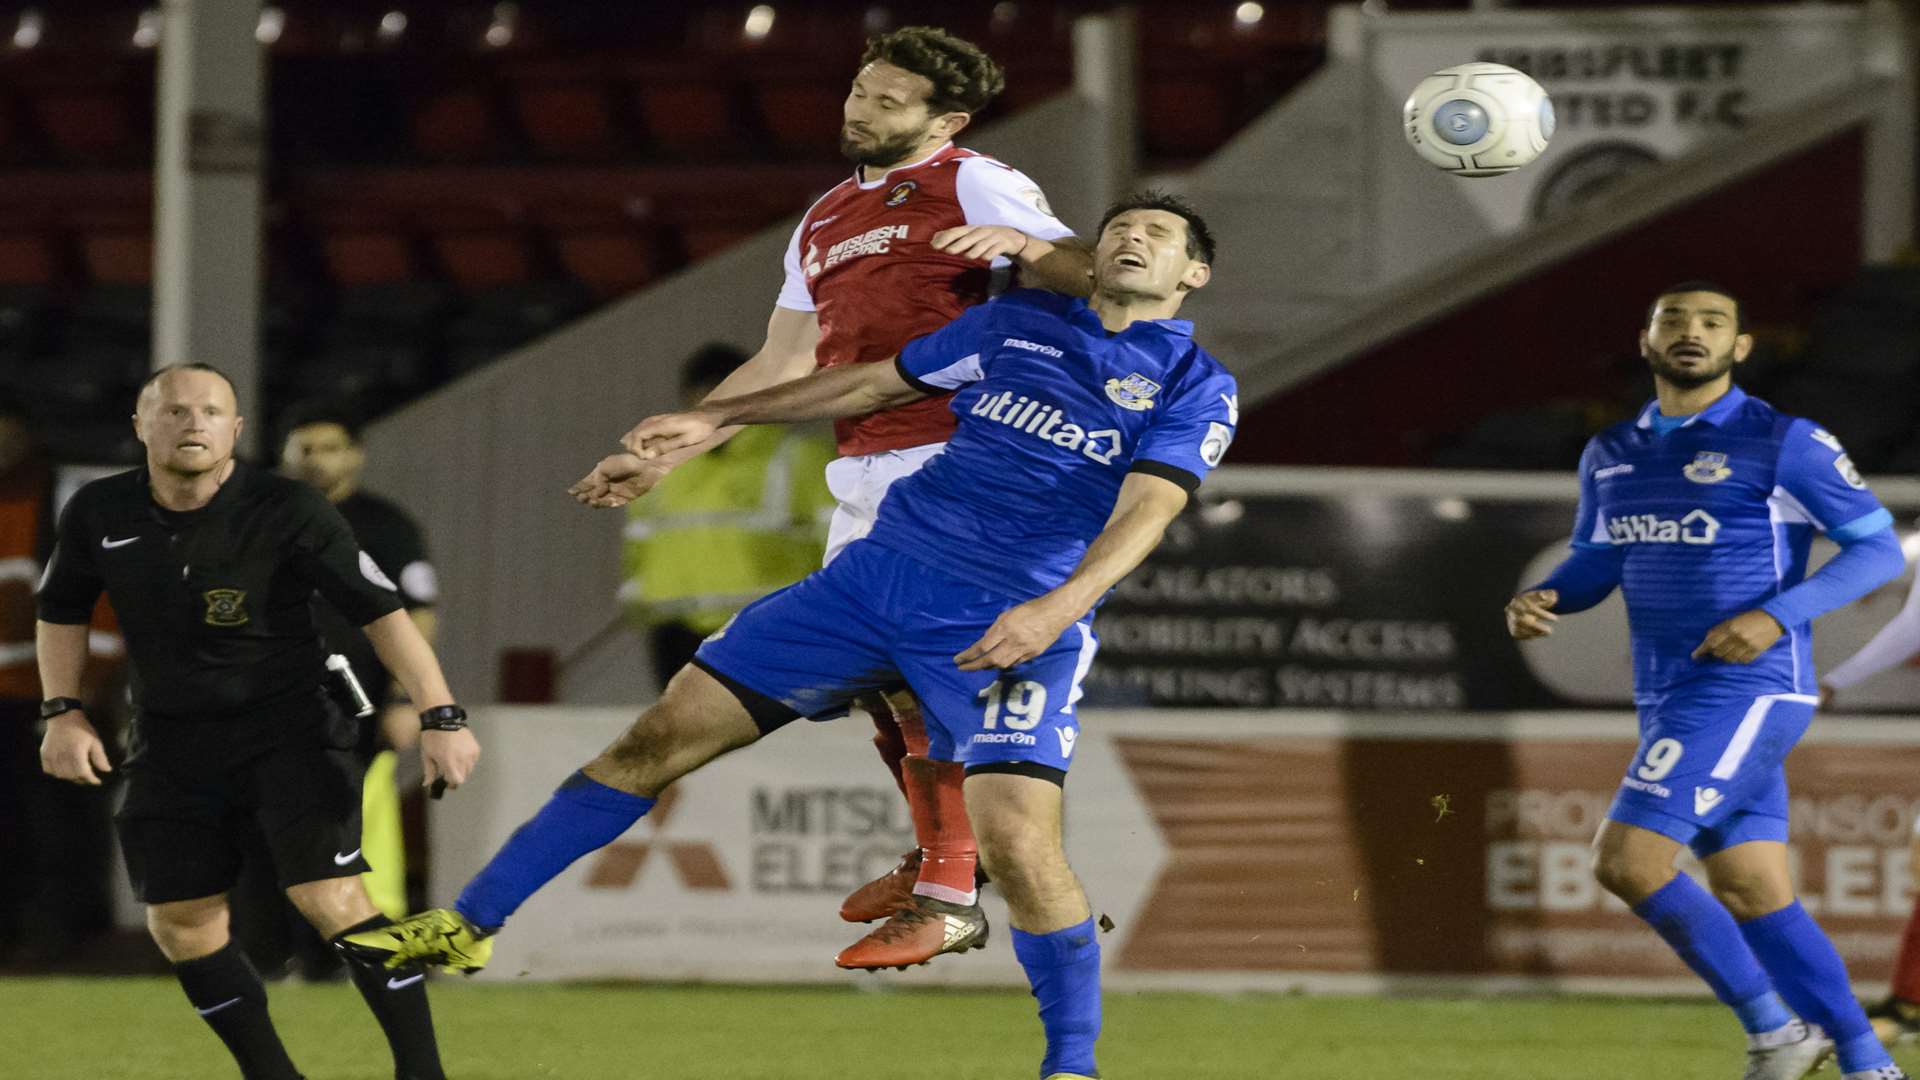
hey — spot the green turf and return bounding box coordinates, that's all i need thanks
[3,977,1916,1079]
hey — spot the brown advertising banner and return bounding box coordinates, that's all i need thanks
[1106,713,1918,986]
[444,708,1919,990]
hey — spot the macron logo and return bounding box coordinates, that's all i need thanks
[1056,728,1078,758]
[1002,337,1063,358]
[1694,787,1726,817]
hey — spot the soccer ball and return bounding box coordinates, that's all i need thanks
[1402,62,1554,178]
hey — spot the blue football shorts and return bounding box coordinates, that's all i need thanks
[692,540,1098,774]
[1606,683,1818,858]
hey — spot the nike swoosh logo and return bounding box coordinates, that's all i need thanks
[332,847,362,866]
[195,995,243,1016]
[386,973,425,990]
[100,535,141,549]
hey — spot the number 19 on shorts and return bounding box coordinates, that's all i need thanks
[980,680,1048,730]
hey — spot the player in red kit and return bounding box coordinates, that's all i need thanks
[570,26,1092,970]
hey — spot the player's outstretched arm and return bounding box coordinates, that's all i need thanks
[626,361,925,458]
[363,608,480,794]
[649,305,823,465]
[957,472,1188,671]
[572,307,823,508]
[34,619,111,785]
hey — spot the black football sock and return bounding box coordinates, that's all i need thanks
[333,914,446,1080]
[172,940,304,1080]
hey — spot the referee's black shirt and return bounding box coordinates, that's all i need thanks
[36,462,403,757]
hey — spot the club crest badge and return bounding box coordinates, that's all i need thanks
[884,180,917,207]
[203,588,249,627]
[1683,451,1733,484]
[1105,372,1161,411]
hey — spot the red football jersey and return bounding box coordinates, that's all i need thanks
[778,143,1072,457]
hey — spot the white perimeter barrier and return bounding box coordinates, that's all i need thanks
[433,707,1920,995]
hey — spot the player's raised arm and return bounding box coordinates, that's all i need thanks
[957,471,1189,671]
[571,305,821,508]
[630,299,998,457]
[627,360,926,458]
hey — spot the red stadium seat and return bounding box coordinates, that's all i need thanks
[0,233,55,286]
[1139,78,1238,160]
[748,70,848,155]
[430,227,534,289]
[412,87,502,160]
[34,90,138,163]
[630,67,739,154]
[507,60,625,159]
[81,230,151,285]
[553,230,663,298]
[322,229,416,286]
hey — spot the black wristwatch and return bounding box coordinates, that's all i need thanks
[39,697,85,721]
[419,704,469,732]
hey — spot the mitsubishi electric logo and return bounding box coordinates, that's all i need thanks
[1605,509,1720,546]
[584,788,731,891]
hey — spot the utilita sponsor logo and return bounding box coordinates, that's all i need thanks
[968,390,1123,464]
[1605,509,1720,545]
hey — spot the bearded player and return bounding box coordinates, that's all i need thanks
[1507,283,1908,1080]
[570,26,1092,969]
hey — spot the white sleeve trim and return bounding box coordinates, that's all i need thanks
[915,352,984,390]
[776,219,816,312]
[954,157,1075,244]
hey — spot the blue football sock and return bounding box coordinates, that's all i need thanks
[1011,917,1102,1077]
[455,771,654,931]
[1740,901,1892,1073]
[1632,874,1793,1034]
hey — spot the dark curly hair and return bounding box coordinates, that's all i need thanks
[1099,190,1217,265]
[860,26,1005,116]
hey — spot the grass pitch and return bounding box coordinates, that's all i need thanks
[4,977,1916,1079]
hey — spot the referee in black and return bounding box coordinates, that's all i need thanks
[35,364,480,1080]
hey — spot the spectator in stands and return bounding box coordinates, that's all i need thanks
[0,392,123,964]
[620,345,835,690]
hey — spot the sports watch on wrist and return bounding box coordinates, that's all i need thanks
[39,697,85,721]
[419,704,469,732]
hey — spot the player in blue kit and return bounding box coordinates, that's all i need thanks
[345,192,1234,1080]
[1506,283,1909,1080]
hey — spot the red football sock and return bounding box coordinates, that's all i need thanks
[886,691,978,904]
[1891,893,1920,1003]
[864,694,908,799]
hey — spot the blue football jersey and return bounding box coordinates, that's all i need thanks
[1570,386,1892,699]
[873,288,1238,601]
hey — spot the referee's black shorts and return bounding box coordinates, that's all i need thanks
[114,693,371,905]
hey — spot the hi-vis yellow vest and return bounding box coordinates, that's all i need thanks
[620,426,836,635]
